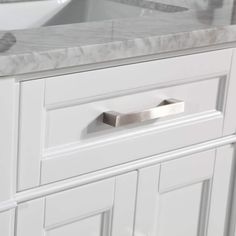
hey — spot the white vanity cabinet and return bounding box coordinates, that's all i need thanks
[1,48,236,236]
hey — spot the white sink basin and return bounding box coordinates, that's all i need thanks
[0,0,71,30]
[0,0,162,31]
[45,0,151,27]
[0,0,186,31]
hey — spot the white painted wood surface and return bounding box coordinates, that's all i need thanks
[18,49,233,189]
[45,178,115,228]
[134,148,234,236]
[16,173,137,236]
[0,79,18,236]
[0,79,18,202]
[223,49,236,135]
[207,145,234,236]
[0,210,15,236]
[11,135,236,205]
[17,80,45,191]
[111,172,137,236]
[45,77,221,148]
[41,112,222,185]
[1,48,236,236]
[16,198,45,236]
[45,49,232,105]
[159,150,215,193]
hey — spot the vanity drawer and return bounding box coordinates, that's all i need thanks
[18,49,233,190]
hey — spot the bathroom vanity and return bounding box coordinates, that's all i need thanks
[1,0,236,236]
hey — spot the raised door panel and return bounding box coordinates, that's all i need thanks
[16,172,137,236]
[157,182,204,236]
[135,147,233,236]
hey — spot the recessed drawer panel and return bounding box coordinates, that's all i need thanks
[17,49,233,190]
[45,78,221,148]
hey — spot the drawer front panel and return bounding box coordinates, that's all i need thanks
[46,77,221,148]
[17,49,232,190]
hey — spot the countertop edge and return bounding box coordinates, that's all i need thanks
[1,25,236,78]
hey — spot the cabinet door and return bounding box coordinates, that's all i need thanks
[135,147,233,236]
[16,172,137,236]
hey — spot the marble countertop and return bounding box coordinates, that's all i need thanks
[0,0,236,77]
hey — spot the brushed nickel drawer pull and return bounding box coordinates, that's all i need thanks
[103,99,185,127]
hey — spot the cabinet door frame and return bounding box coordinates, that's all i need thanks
[16,172,137,236]
[134,146,234,236]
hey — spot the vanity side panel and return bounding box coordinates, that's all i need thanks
[18,80,45,191]
[0,78,19,202]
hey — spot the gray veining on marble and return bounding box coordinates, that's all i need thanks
[0,0,236,77]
